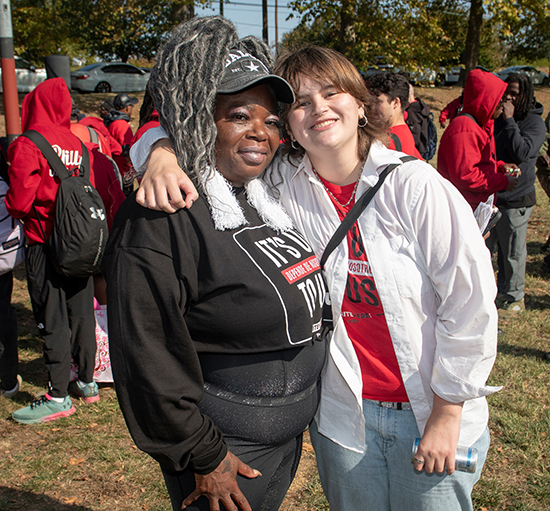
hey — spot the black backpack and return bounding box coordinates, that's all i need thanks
[23,129,108,278]
[406,98,438,161]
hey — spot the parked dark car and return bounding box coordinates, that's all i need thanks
[496,65,549,85]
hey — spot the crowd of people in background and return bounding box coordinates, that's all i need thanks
[1,16,550,509]
[0,82,138,422]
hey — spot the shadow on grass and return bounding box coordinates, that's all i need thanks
[526,262,548,280]
[13,302,38,333]
[16,332,43,358]
[15,357,49,391]
[497,341,549,360]
[525,293,550,311]
[527,240,547,254]
[0,487,93,510]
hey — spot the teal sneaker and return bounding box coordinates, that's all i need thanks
[1,375,22,398]
[69,380,100,404]
[12,394,75,424]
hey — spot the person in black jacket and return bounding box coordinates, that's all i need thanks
[488,73,546,318]
[104,17,325,511]
[405,83,437,161]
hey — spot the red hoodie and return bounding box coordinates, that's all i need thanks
[70,126,125,230]
[6,78,95,244]
[439,96,462,126]
[132,110,160,145]
[71,122,111,157]
[79,116,123,158]
[437,69,509,209]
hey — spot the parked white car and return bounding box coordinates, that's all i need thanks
[436,65,495,86]
[71,62,150,93]
[0,56,47,93]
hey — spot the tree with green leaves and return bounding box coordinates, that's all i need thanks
[488,0,550,64]
[283,0,550,79]
[12,0,77,65]
[283,0,469,75]
[12,0,199,65]
[57,0,195,63]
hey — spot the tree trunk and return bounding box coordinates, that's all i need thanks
[173,1,194,22]
[338,0,353,56]
[459,0,483,85]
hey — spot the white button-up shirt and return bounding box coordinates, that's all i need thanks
[273,142,500,452]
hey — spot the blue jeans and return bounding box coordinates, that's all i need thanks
[310,399,490,511]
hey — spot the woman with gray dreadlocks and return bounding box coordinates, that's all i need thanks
[489,72,546,318]
[104,17,326,511]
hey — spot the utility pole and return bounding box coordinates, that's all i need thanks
[220,0,224,17]
[275,0,278,54]
[0,0,21,145]
[262,0,268,44]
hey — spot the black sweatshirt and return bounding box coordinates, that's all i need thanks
[495,102,546,208]
[103,188,325,475]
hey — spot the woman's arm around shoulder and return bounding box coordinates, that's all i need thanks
[130,126,198,212]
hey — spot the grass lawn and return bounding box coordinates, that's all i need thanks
[0,86,549,510]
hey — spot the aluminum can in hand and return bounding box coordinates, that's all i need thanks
[412,438,478,473]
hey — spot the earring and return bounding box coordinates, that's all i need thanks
[358,116,368,128]
[291,140,301,150]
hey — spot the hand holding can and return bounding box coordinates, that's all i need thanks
[412,438,478,473]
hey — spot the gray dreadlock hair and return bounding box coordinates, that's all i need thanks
[149,16,274,183]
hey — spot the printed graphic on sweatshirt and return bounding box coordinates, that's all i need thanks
[48,145,83,178]
[234,226,324,345]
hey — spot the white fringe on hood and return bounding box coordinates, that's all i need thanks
[201,167,294,232]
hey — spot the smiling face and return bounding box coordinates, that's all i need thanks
[214,84,280,187]
[286,74,364,161]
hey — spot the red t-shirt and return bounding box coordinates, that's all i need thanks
[318,173,408,402]
[389,123,423,159]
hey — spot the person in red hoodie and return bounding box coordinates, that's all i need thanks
[5,78,99,424]
[437,69,519,229]
[439,94,463,129]
[80,115,123,159]
[104,93,139,196]
[132,84,160,144]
